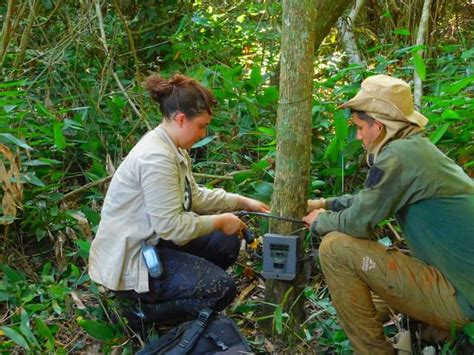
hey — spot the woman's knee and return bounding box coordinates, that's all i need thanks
[209,273,237,311]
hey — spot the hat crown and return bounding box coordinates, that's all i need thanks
[361,75,413,115]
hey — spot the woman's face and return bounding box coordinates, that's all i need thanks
[179,112,211,149]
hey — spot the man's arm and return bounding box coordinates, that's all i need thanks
[312,149,407,238]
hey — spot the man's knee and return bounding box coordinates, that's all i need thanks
[319,231,347,261]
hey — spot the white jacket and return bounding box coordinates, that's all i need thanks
[89,125,239,293]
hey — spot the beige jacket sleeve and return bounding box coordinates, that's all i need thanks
[185,154,240,215]
[138,151,215,246]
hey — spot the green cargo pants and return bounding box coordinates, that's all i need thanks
[318,231,469,355]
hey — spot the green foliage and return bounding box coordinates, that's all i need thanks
[0,0,472,352]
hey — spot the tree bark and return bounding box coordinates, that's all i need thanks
[264,0,351,335]
[337,0,366,68]
[314,0,355,50]
[414,0,432,109]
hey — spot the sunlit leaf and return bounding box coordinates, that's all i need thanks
[274,305,283,334]
[393,28,410,36]
[53,122,66,149]
[412,53,426,80]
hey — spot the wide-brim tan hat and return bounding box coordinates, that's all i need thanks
[339,74,428,127]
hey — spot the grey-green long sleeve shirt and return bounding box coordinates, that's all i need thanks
[312,134,474,318]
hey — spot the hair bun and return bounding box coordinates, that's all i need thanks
[145,74,173,102]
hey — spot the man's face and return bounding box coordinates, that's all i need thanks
[179,112,211,149]
[352,113,383,150]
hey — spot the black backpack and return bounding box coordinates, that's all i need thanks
[137,309,252,355]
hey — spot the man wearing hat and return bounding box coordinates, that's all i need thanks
[303,74,474,353]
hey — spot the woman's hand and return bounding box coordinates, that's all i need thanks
[238,196,270,213]
[302,208,326,228]
[213,213,247,235]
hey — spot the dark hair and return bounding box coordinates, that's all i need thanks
[145,74,217,120]
[351,109,375,126]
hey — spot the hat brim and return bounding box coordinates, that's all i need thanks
[339,97,428,128]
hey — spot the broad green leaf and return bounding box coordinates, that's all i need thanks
[323,137,339,161]
[332,329,348,343]
[3,105,16,113]
[76,317,117,342]
[251,160,270,171]
[191,135,215,149]
[74,239,91,259]
[334,112,348,145]
[393,28,410,36]
[0,79,27,88]
[24,304,47,312]
[53,122,66,149]
[463,322,474,337]
[412,53,426,81]
[441,77,474,95]
[23,158,62,166]
[20,309,40,348]
[258,86,279,106]
[1,327,30,350]
[0,291,9,301]
[35,102,54,118]
[233,302,258,314]
[22,172,46,187]
[441,109,460,120]
[256,126,275,137]
[0,133,33,150]
[246,100,259,118]
[233,171,253,184]
[250,181,273,197]
[35,318,54,350]
[430,123,450,144]
[0,264,26,282]
[81,206,101,226]
[274,305,283,334]
[248,65,262,88]
[52,300,63,315]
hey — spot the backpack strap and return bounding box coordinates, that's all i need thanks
[172,308,213,355]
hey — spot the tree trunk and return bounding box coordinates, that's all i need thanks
[264,0,351,335]
[337,0,366,69]
[414,0,432,109]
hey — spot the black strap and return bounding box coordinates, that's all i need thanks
[172,309,213,355]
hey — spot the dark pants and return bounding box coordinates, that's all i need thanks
[116,231,240,326]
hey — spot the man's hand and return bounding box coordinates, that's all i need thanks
[213,213,247,235]
[307,198,326,212]
[238,196,270,213]
[302,208,326,228]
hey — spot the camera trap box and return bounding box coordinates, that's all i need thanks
[261,233,299,281]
